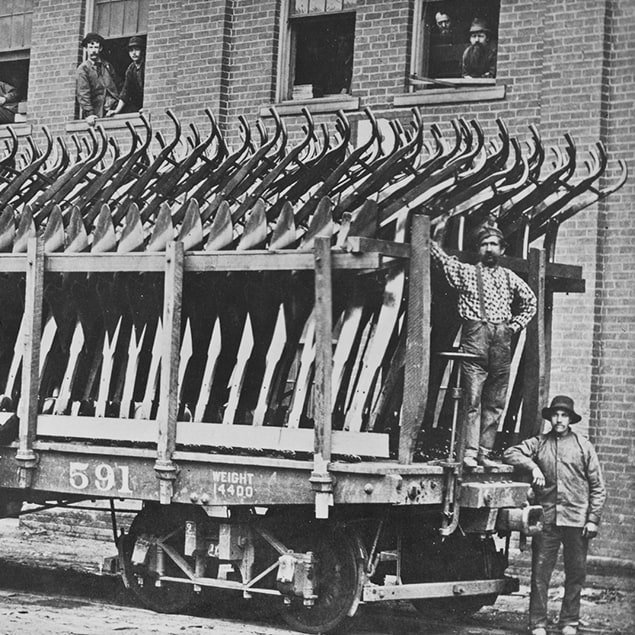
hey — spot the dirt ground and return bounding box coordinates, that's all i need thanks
[0,518,632,634]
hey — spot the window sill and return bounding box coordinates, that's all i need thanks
[393,84,506,107]
[65,112,149,134]
[0,122,32,138]
[260,95,360,117]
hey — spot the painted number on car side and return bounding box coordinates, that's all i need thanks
[69,462,133,495]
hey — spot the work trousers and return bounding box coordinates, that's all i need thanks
[530,524,588,628]
[460,320,511,458]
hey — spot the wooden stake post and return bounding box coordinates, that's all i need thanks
[154,241,184,504]
[311,236,334,518]
[16,238,44,487]
[400,214,430,464]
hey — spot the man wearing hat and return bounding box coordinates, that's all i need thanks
[462,17,497,78]
[431,219,537,469]
[76,32,120,126]
[504,395,606,635]
[107,35,145,116]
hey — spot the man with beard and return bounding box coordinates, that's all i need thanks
[431,221,537,469]
[504,395,606,635]
[462,18,497,78]
[76,32,120,126]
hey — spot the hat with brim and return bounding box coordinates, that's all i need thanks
[82,32,105,48]
[541,395,582,424]
[128,35,145,49]
[470,18,491,34]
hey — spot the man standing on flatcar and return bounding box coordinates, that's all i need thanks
[431,220,537,469]
[504,395,606,635]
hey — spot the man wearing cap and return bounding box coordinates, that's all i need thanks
[431,219,537,469]
[107,35,145,116]
[503,396,606,635]
[76,32,120,126]
[462,18,497,78]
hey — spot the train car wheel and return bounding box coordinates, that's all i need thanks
[280,524,364,634]
[119,504,205,613]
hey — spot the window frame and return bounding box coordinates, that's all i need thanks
[0,0,33,121]
[409,0,501,92]
[79,0,148,122]
[275,0,359,110]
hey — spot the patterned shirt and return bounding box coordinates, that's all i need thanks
[503,429,606,526]
[430,240,537,332]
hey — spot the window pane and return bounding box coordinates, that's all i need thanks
[0,16,11,48]
[23,8,30,45]
[109,0,125,38]
[14,0,26,13]
[325,0,343,11]
[292,13,355,98]
[95,0,147,37]
[292,0,309,14]
[309,0,326,13]
[138,0,148,32]
[10,12,23,49]
[123,0,139,35]
[0,1,12,17]
[95,4,111,38]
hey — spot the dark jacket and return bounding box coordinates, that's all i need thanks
[503,428,606,527]
[0,81,19,114]
[119,61,144,111]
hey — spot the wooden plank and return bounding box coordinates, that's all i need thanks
[0,252,381,273]
[314,237,333,463]
[34,417,389,458]
[345,237,411,259]
[16,238,44,486]
[155,241,184,502]
[520,248,547,438]
[399,215,431,463]
[0,252,582,280]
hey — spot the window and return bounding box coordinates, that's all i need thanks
[89,0,148,101]
[411,0,500,89]
[280,0,357,101]
[0,0,33,121]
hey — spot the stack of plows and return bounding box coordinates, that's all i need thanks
[0,108,625,633]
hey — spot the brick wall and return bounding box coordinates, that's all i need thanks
[28,0,85,139]
[587,0,635,562]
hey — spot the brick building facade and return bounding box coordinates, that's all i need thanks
[1,1,633,568]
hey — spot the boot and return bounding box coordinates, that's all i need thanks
[478,448,501,471]
[463,455,478,469]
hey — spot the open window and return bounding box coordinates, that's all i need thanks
[86,0,148,111]
[280,0,357,102]
[411,0,500,90]
[0,0,33,122]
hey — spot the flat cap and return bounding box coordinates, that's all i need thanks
[128,35,145,49]
[81,32,105,47]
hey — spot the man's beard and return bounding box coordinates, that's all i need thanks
[482,253,499,267]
